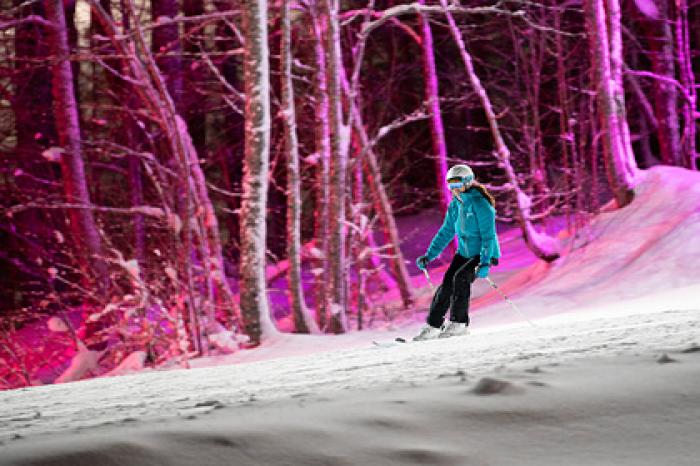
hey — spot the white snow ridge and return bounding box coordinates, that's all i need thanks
[1,166,700,465]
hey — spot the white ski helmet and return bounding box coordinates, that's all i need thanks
[445,164,474,184]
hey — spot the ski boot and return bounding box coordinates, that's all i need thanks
[438,321,469,338]
[412,324,442,341]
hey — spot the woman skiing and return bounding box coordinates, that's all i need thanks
[414,164,501,340]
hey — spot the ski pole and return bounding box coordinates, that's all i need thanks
[484,276,536,328]
[422,267,436,294]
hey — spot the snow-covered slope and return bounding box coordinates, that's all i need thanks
[472,166,700,326]
[1,302,699,464]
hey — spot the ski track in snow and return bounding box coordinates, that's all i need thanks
[1,304,698,443]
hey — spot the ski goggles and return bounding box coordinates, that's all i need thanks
[447,175,474,190]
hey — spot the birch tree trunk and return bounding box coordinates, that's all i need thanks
[584,0,637,207]
[418,0,451,213]
[45,0,108,292]
[606,0,637,179]
[310,4,331,330]
[674,0,698,170]
[438,0,561,261]
[349,135,372,330]
[324,0,349,333]
[281,0,319,334]
[638,0,682,166]
[240,0,277,344]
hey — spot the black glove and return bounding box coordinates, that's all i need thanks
[416,255,430,270]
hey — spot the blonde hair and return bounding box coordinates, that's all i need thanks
[472,182,496,207]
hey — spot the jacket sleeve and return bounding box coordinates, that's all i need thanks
[474,197,497,265]
[426,204,456,261]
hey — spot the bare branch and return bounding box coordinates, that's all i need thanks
[6,203,168,219]
[366,107,430,152]
[625,67,695,108]
[199,48,245,114]
[0,15,52,31]
[361,1,509,39]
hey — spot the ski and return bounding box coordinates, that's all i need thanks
[371,337,409,348]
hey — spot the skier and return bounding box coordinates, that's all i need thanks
[414,164,501,340]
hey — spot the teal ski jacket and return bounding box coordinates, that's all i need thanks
[425,188,501,265]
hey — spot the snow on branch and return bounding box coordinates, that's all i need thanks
[367,108,430,151]
[5,202,169,220]
[624,67,697,108]
[361,1,509,39]
[339,9,422,44]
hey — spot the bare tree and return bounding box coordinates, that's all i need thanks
[281,0,319,334]
[674,0,698,169]
[636,0,682,166]
[309,2,331,330]
[324,0,349,333]
[240,0,277,344]
[89,0,240,350]
[350,6,415,310]
[45,0,108,291]
[584,0,638,207]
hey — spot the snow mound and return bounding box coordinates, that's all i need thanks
[471,377,523,395]
[477,166,700,322]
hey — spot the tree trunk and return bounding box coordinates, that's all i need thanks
[152,0,183,111]
[324,0,349,333]
[350,136,367,330]
[584,0,637,207]
[637,0,682,166]
[350,107,414,309]
[128,152,146,265]
[438,0,561,261]
[240,0,277,344]
[418,0,451,213]
[114,2,146,265]
[45,0,108,292]
[554,7,575,232]
[674,0,698,170]
[628,49,660,168]
[310,4,331,330]
[149,0,203,352]
[606,0,637,179]
[281,0,319,334]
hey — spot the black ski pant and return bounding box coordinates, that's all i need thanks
[426,253,480,328]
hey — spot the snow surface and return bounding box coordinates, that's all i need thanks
[1,303,699,464]
[1,166,699,464]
